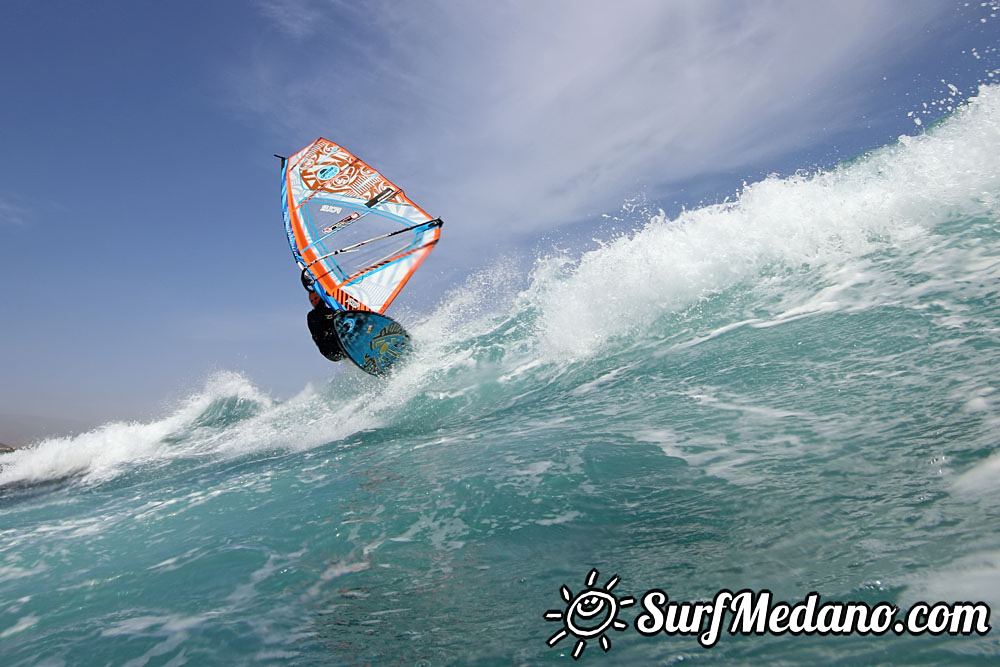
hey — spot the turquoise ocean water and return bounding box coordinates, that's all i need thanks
[3,85,1000,664]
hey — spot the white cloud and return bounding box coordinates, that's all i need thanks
[253,0,337,39]
[0,197,28,226]
[243,0,949,247]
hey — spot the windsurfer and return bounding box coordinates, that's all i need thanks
[307,291,347,362]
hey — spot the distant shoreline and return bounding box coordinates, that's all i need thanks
[1,412,100,448]
[0,443,16,453]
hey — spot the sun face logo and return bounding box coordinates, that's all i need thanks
[544,569,635,659]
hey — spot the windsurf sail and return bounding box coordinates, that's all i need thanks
[280,138,443,313]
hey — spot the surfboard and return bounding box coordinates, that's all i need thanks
[332,310,411,376]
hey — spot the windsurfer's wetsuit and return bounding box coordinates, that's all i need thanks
[308,301,347,362]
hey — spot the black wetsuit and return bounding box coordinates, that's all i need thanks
[307,302,347,362]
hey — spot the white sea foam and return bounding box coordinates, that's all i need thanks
[954,450,1000,494]
[0,371,272,486]
[530,84,1000,358]
[0,614,39,639]
[900,550,1000,609]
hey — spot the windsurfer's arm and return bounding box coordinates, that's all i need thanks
[307,308,346,363]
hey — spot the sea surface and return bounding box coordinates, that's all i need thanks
[3,84,1000,665]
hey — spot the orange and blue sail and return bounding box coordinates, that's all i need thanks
[280,138,442,313]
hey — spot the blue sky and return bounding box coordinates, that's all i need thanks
[1,0,997,442]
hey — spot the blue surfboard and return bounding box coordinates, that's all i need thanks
[332,311,411,376]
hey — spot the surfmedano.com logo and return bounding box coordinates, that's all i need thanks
[544,569,635,659]
[543,569,992,659]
